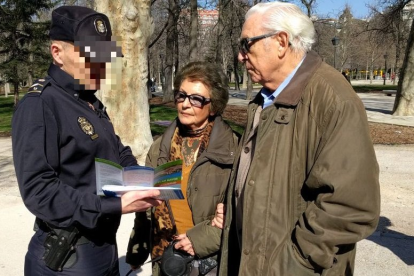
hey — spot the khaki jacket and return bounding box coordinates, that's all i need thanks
[218,51,380,276]
[126,116,238,269]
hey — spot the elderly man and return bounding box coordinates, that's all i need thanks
[12,6,161,276]
[217,2,380,275]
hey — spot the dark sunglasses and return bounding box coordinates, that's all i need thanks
[239,32,279,54]
[174,91,211,107]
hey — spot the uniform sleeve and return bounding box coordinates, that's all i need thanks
[117,136,138,167]
[12,95,121,229]
[294,97,380,269]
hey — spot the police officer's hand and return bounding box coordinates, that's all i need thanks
[121,190,163,214]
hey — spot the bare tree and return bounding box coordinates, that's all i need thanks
[95,0,154,164]
[299,0,317,17]
[188,0,198,61]
[162,0,180,102]
[367,0,414,115]
[394,13,414,115]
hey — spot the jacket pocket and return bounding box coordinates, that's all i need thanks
[284,240,318,275]
[290,240,315,270]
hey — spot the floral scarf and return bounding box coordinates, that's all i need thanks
[151,120,214,259]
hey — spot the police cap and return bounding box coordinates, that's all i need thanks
[49,6,122,63]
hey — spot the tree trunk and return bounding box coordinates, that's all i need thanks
[188,0,198,62]
[5,83,10,97]
[233,56,240,91]
[147,55,152,99]
[394,16,414,116]
[13,81,19,107]
[242,69,247,89]
[95,0,154,164]
[28,45,33,86]
[215,0,225,64]
[163,0,179,102]
[246,74,253,101]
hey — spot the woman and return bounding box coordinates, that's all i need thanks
[126,61,239,275]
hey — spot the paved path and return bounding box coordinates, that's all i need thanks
[1,137,413,275]
[229,92,414,127]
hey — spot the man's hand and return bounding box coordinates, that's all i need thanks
[121,190,162,214]
[174,233,195,256]
[211,203,225,229]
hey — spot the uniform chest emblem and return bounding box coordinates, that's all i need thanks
[77,117,98,140]
[94,18,107,35]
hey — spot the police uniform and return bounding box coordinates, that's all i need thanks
[12,6,132,276]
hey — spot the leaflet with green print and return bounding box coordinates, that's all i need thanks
[95,158,184,200]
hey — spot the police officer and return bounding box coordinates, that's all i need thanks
[12,6,161,276]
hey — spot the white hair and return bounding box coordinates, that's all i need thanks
[246,2,315,54]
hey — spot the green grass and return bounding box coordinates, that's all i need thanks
[352,85,397,92]
[1,98,244,136]
[149,104,177,136]
[229,83,398,93]
[224,120,244,135]
[0,94,16,133]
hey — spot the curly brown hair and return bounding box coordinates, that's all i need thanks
[173,61,229,115]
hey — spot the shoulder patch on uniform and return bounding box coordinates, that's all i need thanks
[28,78,50,94]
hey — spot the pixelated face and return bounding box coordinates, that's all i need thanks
[57,38,122,91]
[73,50,106,90]
[176,79,213,130]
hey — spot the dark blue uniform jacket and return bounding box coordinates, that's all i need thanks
[12,64,137,239]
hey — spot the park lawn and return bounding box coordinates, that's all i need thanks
[0,98,181,136]
[353,84,397,92]
[149,104,177,137]
[229,82,397,93]
[0,95,15,133]
[1,97,244,137]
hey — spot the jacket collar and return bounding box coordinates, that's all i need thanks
[274,51,322,107]
[251,51,322,108]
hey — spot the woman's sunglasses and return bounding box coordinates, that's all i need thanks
[174,91,211,108]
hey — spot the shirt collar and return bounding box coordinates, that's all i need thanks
[261,55,306,108]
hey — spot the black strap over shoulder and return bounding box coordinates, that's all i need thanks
[28,78,51,94]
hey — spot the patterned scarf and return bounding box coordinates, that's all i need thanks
[151,120,214,259]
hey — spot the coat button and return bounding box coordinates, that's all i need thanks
[281,115,285,120]
[248,180,255,186]
[261,114,267,120]
[244,147,250,153]
[194,187,198,191]
[243,249,250,255]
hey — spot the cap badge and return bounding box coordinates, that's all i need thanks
[94,18,107,35]
[77,116,98,140]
